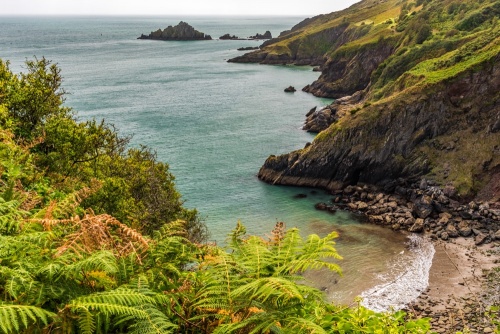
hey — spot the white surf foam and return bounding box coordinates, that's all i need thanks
[360,234,435,312]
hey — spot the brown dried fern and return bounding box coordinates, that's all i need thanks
[28,209,150,261]
[269,221,286,245]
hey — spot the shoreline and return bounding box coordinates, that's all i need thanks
[305,180,499,330]
[407,237,499,333]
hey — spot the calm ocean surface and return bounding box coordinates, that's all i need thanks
[0,16,433,307]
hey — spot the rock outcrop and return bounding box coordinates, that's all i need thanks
[249,31,272,40]
[302,106,338,133]
[302,39,395,98]
[258,54,500,197]
[237,46,259,51]
[250,0,500,203]
[138,21,212,41]
[219,34,240,40]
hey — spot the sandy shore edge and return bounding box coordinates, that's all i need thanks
[408,237,499,333]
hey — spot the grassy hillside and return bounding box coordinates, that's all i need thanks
[255,0,500,198]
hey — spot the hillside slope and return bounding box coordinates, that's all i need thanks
[248,0,500,200]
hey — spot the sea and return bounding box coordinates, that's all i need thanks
[0,15,434,309]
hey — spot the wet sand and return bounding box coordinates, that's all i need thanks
[409,238,499,333]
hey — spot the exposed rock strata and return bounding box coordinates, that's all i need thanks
[302,39,395,98]
[259,56,500,197]
[228,23,351,65]
[138,21,212,41]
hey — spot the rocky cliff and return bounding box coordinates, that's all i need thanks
[254,0,500,201]
[138,21,212,41]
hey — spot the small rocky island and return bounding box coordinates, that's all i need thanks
[249,31,272,39]
[138,21,212,41]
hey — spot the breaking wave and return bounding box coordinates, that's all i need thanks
[360,234,435,312]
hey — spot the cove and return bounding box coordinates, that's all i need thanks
[0,15,431,308]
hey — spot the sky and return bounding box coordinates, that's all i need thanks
[1,0,361,16]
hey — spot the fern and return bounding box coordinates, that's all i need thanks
[0,303,55,334]
[0,198,24,235]
[58,250,118,286]
[236,277,304,305]
[127,304,178,334]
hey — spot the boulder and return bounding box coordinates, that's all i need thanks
[303,106,338,133]
[445,224,459,238]
[457,221,473,237]
[357,201,369,210]
[475,233,490,245]
[413,195,434,219]
[440,232,449,240]
[409,218,425,233]
[315,203,328,211]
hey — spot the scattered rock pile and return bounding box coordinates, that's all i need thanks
[314,179,500,245]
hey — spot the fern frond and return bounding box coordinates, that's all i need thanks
[0,303,55,333]
[72,288,156,307]
[235,236,273,279]
[232,277,304,305]
[127,304,178,334]
[152,220,188,241]
[32,179,102,220]
[0,198,24,235]
[60,250,118,279]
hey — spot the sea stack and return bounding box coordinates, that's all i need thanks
[138,21,212,41]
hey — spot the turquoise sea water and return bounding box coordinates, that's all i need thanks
[0,16,433,306]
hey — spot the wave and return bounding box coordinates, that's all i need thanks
[360,234,435,312]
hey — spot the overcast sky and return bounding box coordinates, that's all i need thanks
[2,0,361,16]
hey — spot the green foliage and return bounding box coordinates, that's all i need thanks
[0,303,55,334]
[456,2,500,31]
[1,57,71,139]
[0,57,433,333]
[322,302,431,333]
[0,57,204,239]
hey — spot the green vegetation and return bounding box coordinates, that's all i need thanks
[0,58,433,332]
[256,0,499,196]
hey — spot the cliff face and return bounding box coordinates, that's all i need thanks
[302,39,395,98]
[255,0,500,199]
[259,55,500,194]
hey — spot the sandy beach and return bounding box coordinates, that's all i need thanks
[409,238,499,333]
